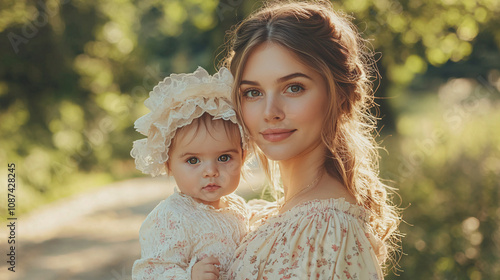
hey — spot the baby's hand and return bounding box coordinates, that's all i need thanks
[191,256,220,280]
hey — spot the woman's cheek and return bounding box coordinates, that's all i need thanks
[241,103,259,137]
[295,95,327,122]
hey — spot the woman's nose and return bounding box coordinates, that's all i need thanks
[203,162,219,177]
[263,94,285,123]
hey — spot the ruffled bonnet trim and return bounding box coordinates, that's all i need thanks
[130,66,246,177]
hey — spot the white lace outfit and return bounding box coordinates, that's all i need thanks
[132,190,249,280]
[130,67,250,279]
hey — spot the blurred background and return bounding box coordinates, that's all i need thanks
[0,0,499,279]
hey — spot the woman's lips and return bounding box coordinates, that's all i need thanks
[260,128,296,142]
[203,184,221,191]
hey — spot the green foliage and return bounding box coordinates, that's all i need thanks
[341,0,500,84]
[0,0,228,217]
[381,77,500,279]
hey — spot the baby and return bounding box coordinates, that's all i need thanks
[131,67,248,280]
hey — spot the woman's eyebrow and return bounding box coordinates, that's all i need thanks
[241,72,312,86]
[277,72,312,83]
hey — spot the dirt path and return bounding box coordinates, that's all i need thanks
[0,174,264,280]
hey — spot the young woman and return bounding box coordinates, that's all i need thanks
[222,1,401,279]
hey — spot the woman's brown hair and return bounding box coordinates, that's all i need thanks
[221,0,401,271]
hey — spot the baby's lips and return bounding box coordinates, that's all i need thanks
[203,184,221,191]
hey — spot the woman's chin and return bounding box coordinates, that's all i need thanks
[258,148,295,162]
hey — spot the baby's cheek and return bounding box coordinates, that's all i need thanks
[226,160,242,175]
[219,162,241,188]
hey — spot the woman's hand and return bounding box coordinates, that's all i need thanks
[191,256,220,280]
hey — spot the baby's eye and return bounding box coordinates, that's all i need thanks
[285,84,304,94]
[218,154,231,162]
[243,89,262,98]
[187,157,200,165]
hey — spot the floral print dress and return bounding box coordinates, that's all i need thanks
[228,198,385,280]
[132,190,248,280]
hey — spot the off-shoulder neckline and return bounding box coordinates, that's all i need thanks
[271,197,370,223]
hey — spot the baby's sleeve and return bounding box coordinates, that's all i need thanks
[132,204,193,280]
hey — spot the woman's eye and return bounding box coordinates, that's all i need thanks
[218,154,231,162]
[243,89,262,98]
[187,157,200,165]
[285,84,304,94]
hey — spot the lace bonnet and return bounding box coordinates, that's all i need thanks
[130,66,246,177]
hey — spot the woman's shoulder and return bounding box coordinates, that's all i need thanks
[244,197,370,236]
[285,197,369,222]
[247,198,279,211]
[245,198,279,229]
[310,176,357,204]
[279,176,357,214]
